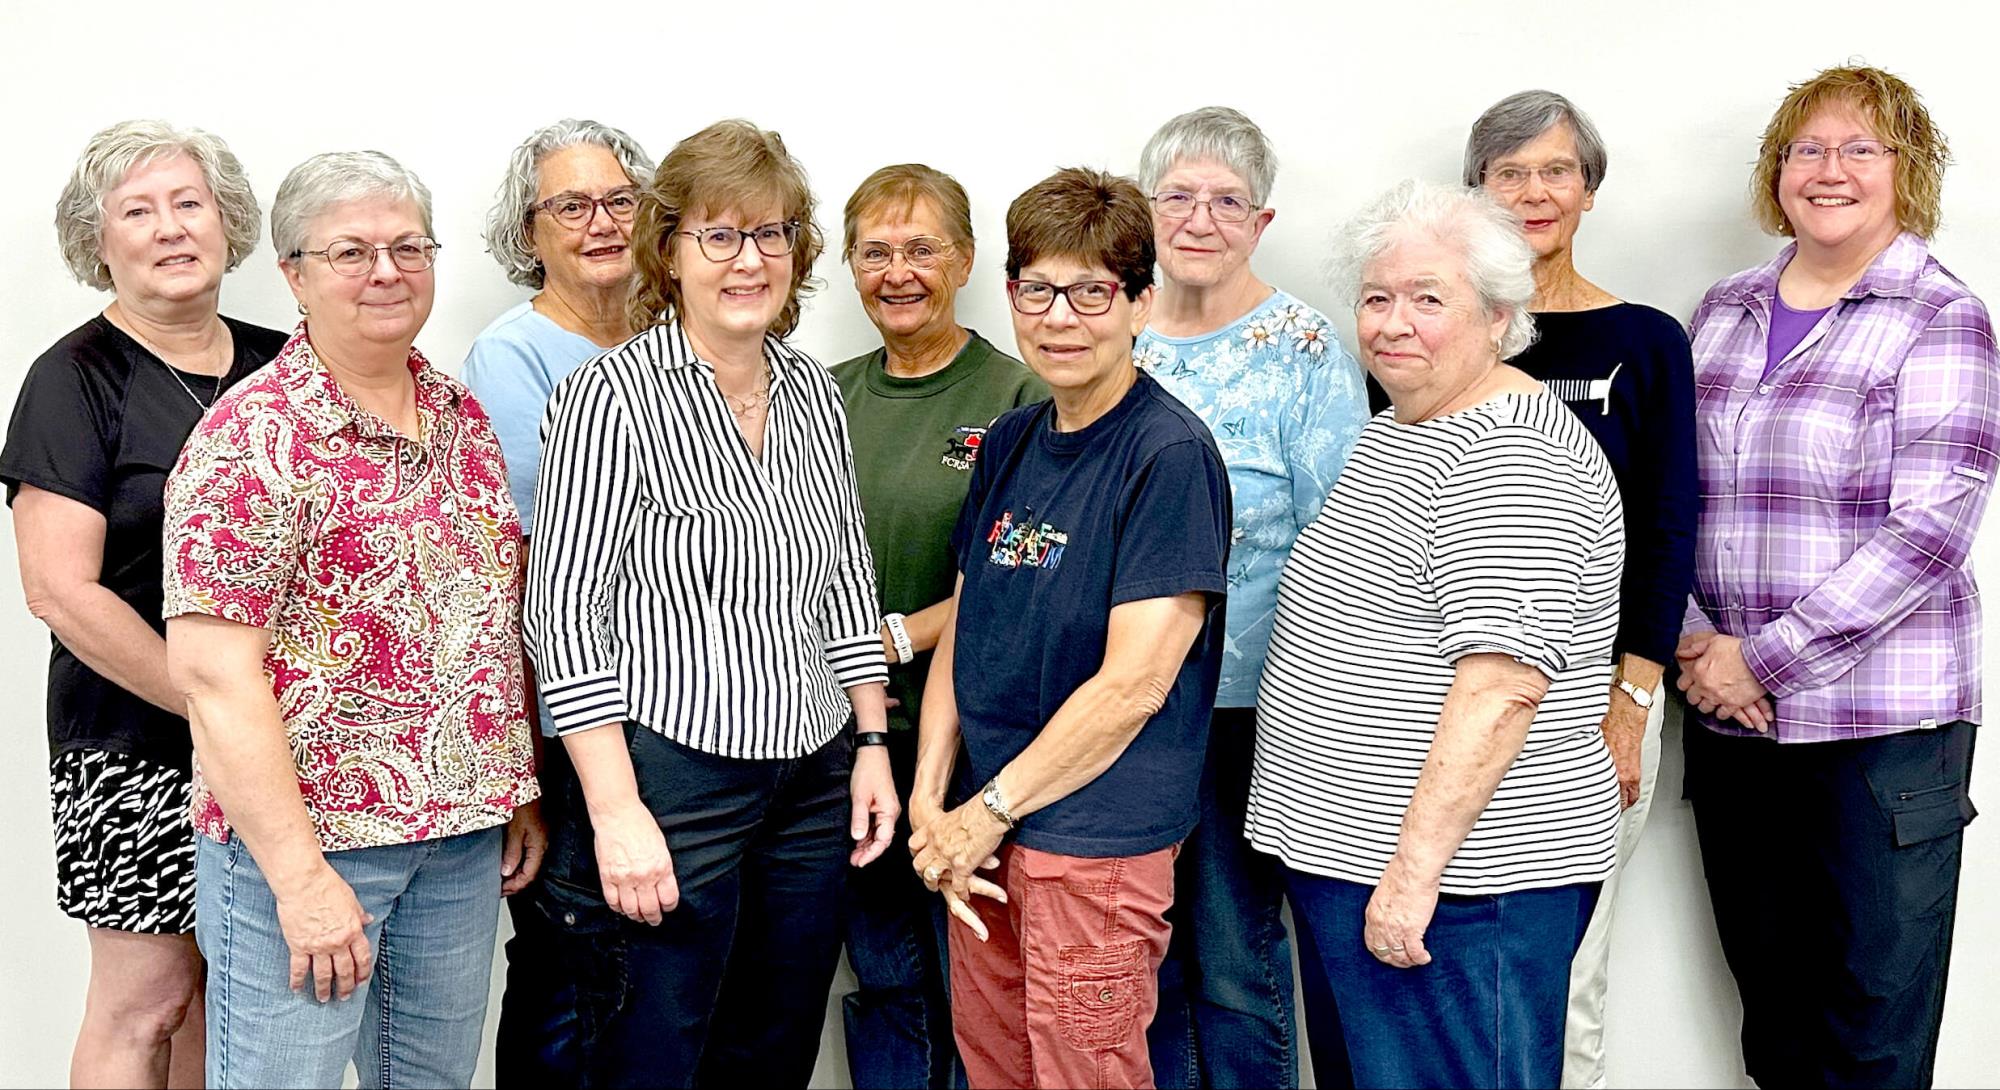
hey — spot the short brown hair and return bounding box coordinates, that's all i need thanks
[628,119,823,337]
[842,164,975,258]
[1751,64,1950,239]
[1005,167,1155,300]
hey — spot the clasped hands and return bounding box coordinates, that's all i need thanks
[908,795,1009,942]
[1675,631,1774,732]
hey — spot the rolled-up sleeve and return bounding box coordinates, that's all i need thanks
[818,399,888,689]
[1430,428,1605,679]
[524,368,639,735]
[1741,296,2000,696]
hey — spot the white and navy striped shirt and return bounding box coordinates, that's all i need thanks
[1246,392,1624,894]
[523,321,887,758]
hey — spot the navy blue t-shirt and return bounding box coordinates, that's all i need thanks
[948,370,1231,857]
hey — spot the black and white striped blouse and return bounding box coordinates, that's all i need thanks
[1246,392,1625,894]
[523,321,887,759]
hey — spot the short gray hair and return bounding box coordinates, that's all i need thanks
[483,119,654,289]
[1138,106,1278,206]
[272,151,435,264]
[54,120,263,292]
[1462,90,1609,193]
[1333,181,1537,361]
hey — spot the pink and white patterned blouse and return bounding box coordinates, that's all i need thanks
[163,328,538,851]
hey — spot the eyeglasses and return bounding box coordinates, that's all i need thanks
[1483,162,1582,192]
[1151,191,1258,223]
[293,236,441,276]
[533,187,641,229]
[852,236,954,272]
[677,221,801,262]
[1781,140,1897,167]
[1007,279,1121,316]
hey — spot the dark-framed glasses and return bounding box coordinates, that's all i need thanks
[678,220,801,262]
[853,236,954,272]
[1151,191,1258,223]
[533,187,641,228]
[1483,162,1582,191]
[293,236,441,276]
[1007,279,1121,316]
[1781,139,1897,167]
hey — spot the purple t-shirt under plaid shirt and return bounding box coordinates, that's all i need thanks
[1683,232,1998,742]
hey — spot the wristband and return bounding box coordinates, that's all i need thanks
[883,613,914,665]
[855,731,891,748]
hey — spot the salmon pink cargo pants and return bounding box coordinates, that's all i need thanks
[948,842,1177,1089]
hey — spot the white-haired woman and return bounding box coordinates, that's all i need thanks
[460,118,651,1088]
[2,120,282,1090]
[1247,181,1623,1089]
[1133,105,1367,1090]
[161,151,540,1089]
[1462,90,1697,1090]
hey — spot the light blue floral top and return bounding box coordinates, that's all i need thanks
[1136,289,1367,706]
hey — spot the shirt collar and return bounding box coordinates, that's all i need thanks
[1720,231,1932,306]
[276,322,461,443]
[655,319,804,387]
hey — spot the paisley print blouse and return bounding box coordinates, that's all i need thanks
[163,329,537,851]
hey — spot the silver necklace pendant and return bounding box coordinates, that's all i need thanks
[161,360,225,411]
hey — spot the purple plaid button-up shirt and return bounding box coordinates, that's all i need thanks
[1684,232,1997,742]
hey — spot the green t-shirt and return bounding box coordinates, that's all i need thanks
[833,330,1048,731]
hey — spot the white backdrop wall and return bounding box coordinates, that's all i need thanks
[0,1,1993,1086]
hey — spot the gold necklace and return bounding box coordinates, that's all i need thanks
[721,363,773,418]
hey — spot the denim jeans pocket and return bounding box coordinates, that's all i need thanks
[1055,940,1146,1051]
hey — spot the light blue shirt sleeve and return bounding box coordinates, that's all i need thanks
[461,320,562,538]
[1282,337,1369,531]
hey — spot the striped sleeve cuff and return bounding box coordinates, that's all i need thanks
[540,669,630,735]
[824,631,890,689]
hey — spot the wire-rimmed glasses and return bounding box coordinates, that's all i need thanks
[292,236,441,276]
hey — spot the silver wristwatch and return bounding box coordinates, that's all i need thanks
[980,777,1019,830]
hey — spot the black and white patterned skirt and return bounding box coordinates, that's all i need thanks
[49,749,197,934]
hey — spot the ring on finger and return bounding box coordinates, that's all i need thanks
[924,864,942,883]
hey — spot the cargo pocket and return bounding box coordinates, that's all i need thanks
[1880,782,1976,920]
[535,875,630,1053]
[1054,940,1146,1051]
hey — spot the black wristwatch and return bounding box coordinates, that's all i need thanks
[855,731,890,748]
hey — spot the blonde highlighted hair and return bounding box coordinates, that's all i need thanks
[1751,64,1950,239]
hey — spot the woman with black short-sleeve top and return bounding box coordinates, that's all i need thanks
[0,121,283,1090]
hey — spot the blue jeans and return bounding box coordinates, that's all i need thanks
[196,826,505,1089]
[1287,870,1598,1089]
[842,727,963,1089]
[1149,707,1300,1088]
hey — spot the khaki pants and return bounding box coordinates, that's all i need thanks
[1561,687,1667,1089]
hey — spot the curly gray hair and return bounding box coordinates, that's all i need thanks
[482,119,654,289]
[54,120,263,292]
[1332,181,1538,361]
[271,151,434,265]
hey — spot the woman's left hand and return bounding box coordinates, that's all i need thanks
[909,802,1008,940]
[849,745,901,867]
[501,799,548,896]
[1676,634,1769,723]
[1364,856,1439,970]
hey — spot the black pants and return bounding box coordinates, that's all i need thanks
[536,723,854,1089]
[497,740,581,1088]
[1685,719,1976,1089]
